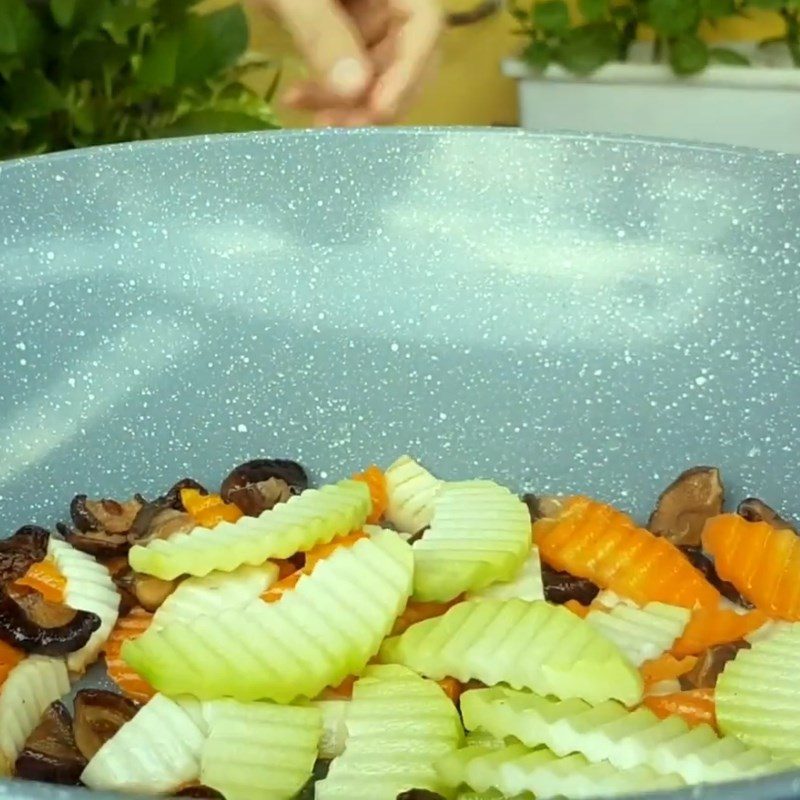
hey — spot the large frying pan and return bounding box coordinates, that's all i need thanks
[0,129,798,800]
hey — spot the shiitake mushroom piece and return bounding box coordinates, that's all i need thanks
[163,478,209,512]
[0,525,50,584]
[0,585,101,656]
[127,504,195,546]
[541,563,600,606]
[679,545,751,608]
[14,701,86,785]
[737,497,797,533]
[681,640,750,691]
[220,459,308,516]
[647,466,724,547]
[57,522,130,559]
[396,791,447,800]
[173,787,225,799]
[71,495,144,536]
[73,689,140,761]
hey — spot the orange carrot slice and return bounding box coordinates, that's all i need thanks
[534,496,721,609]
[181,488,243,528]
[641,654,697,688]
[328,675,358,699]
[702,514,800,620]
[13,560,67,604]
[261,571,303,603]
[642,688,716,730]
[563,599,591,618]
[352,465,388,524]
[0,640,25,689]
[438,677,463,705]
[103,608,155,703]
[671,605,767,656]
[391,598,461,636]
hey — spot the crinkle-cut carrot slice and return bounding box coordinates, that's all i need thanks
[0,639,25,688]
[261,571,303,603]
[702,514,800,620]
[13,559,67,604]
[391,598,461,636]
[563,599,591,618]
[352,466,388,524]
[534,496,721,610]
[642,688,717,730]
[671,605,768,657]
[641,654,697,688]
[181,488,243,528]
[437,677,464,705]
[103,608,155,703]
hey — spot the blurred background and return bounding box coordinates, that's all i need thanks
[1,0,798,157]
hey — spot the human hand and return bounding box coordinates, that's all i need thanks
[256,0,443,126]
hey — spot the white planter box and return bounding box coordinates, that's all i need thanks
[504,44,800,153]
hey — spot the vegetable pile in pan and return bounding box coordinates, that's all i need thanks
[1,456,798,800]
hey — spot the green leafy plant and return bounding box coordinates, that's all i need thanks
[0,0,279,159]
[510,0,800,76]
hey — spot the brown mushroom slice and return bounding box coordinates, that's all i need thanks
[647,466,724,547]
[57,522,130,558]
[220,459,308,516]
[14,701,86,785]
[173,786,225,799]
[73,689,140,761]
[71,495,144,535]
[0,585,101,656]
[681,640,750,690]
[541,563,600,606]
[679,545,751,608]
[103,557,138,616]
[133,574,176,612]
[737,497,797,533]
[163,479,209,511]
[522,494,566,523]
[0,526,50,584]
[128,504,195,546]
[226,477,293,517]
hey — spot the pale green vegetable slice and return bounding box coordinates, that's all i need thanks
[584,601,690,666]
[717,624,800,757]
[412,481,531,602]
[385,455,443,534]
[48,538,120,673]
[123,531,413,701]
[380,599,643,706]
[129,479,371,580]
[462,686,787,785]
[436,742,684,799]
[457,790,534,800]
[81,694,205,793]
[467,548,544,603]
[200,701,320,800]
[0,656,69,776]
[152,563,278,630]
[316,664,463,800]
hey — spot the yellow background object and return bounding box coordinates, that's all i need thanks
[221,1,786,127]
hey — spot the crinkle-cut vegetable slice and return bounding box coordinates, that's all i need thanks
[584,602,690,667]
[702,514,800,620]
[13,559,67,603]
[467,548,544,603]
[123,531,413,702]
[0,656,69,776]
[456,791,534,800]
[379,598,642,706]
[384,455,443,534]
[129,479,371,580]
[641,654,697,688]
[316,664,464,800]
[716,624,800,757]
[48,538,119,674]
[314,699,350,759]
[461,685,784,785]
[671,604,767,656]
[152,563,278,630]
[745,619,798,644]
[412,482,532,602]
[534,497,721,609]
[436,742,684,799]
[642,689,716,729]
[103,608,156,703]
[80,694,205,793]
[200,700,320,800]
[352,465,388,524]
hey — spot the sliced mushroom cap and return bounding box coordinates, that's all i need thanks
[133,574,176,612]
[0,585,101,656]
[226,477,293,517]
[103,557,138,616]
[0,526,49,584]
[173,786,225,799]
[737,498,797,533]
[522,494,566,523]
[395,791,447,800]
[679,545,751,608]
[220,459,308,513]
[541,563,600,606]
[163,478,209,512]
[128,504,195,546]
[681,640,750,690]
[648,466,724,547]
[73,689,140,761]
[71,495,144,535]
[57,522,130,559]
[14,701,86,785]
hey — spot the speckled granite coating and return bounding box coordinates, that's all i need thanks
[1,128,799,799]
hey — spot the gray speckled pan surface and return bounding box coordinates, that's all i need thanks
[0,128,799,800]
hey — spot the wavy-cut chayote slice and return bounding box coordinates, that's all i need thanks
[461,686,787,785]
[0,656,69,776]
[379,599,642,706]
[436,742,683,799]
[384,455,443,534]
[200,700,320,800]
[412,481,531,602]
[316,664,463,800]
[81,694,205,793]
[123,531,413,701]
[584,602,690,666]
[467,548,544,603]
[152,563,279,630]
[130,479,371,580]
[48,538,120,673]
[717,624,800,757]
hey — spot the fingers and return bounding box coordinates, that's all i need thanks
[268,0,373,98]
[345,0,392,46]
